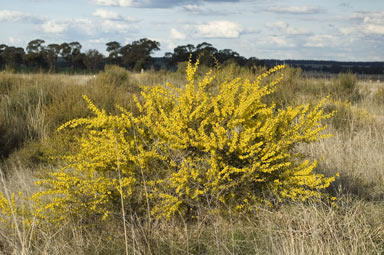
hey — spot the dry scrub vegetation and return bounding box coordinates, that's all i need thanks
[0,63,383,254]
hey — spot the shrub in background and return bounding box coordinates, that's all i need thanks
[329,73,361,102]
[94,65,140,93]
[373,87,384,104]
[324,100,375,132]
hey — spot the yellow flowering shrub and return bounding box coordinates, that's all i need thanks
[137,60,336,217]
[0,60,337,224]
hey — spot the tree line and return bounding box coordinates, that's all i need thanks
[0,39,263,73]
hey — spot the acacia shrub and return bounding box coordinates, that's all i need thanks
[6,60,337,224]
[139,60,336,217]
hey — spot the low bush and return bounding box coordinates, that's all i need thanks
[374,87,384,104]
[329,73,361,102]
[94,65,140,93]
[324,100,375,132]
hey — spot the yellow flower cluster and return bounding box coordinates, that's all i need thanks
[135,59,335,217]
[32,95,143,223]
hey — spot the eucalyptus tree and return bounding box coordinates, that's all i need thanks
[1,46,25,70]
[120,38,160,71]
[45,44,61,72]
[83,49,104,73]
[106,41,122,66]
[25,39,48,70]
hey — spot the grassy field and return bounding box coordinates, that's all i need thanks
[0,65,383,254]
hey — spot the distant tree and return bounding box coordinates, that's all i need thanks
[25,39,48,70]
[1,46,25,70]
[45,44,61,73]
[59,42,85,71]
[106,41,122,66]
[215,49,248,66]
[26,39,45,53]
[69,42,82,56]
[0,44,7,68]
[59,42,72,64]
[195,42,218,67]
[215,49,239,63]
[165,44,195,67]
[69,42,85,71]
[164,42,263,70]
[121,38,160,71]
[244,57,264,69]
[83,49,104,73]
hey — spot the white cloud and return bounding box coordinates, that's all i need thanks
[267,6,322,15]
[93,9,121,20]
[88,38,108,43]
[91,0,140,7]
[0,10,41,23]
[71,18,96,35]
[267,21,310,35]
[183,4,200,12]
[92,8,137,23]
[181,4,236,16]
[341,12,384,35]
[91,0,241,8]
[269,36,295,47]
[365,24,384,35]
[170,28,186,40]
[362,13,384,35]
[8,37,23,44]
[101,20,134,33]
[339,27,357,35]
[304,35,338,48]
[41,18,98,36]
[189,20,243,38]
[42,20,68,33]
[0,10,25,22]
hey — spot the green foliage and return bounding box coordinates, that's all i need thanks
[120,38,160,70]
[83,49,104,73]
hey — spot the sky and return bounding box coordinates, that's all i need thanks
[0,0,384,61]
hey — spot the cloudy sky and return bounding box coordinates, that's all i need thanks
[1,0,384,61]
